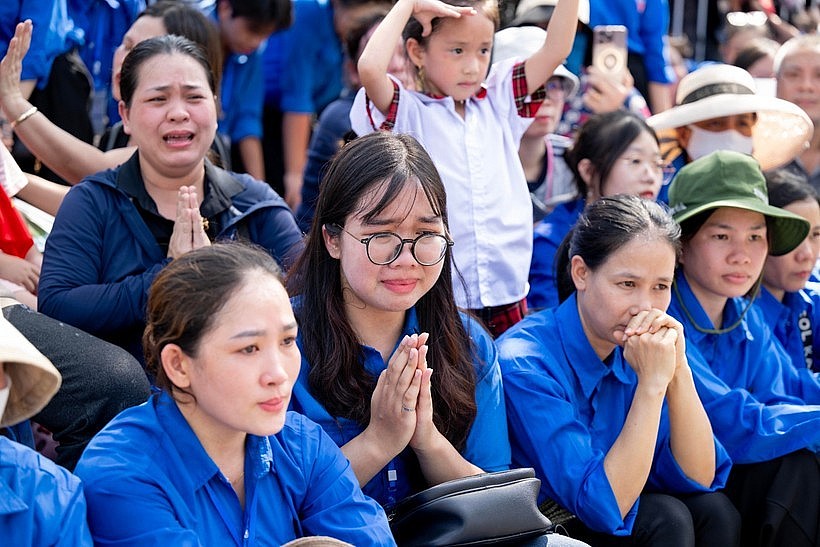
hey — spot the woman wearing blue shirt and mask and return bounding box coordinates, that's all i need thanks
[74,243,393,546]
[499,195,738,546]
[667,151,820,547]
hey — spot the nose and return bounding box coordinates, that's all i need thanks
[390,239,418,267]
[167,98,190,122]
[727,242,753,264]
[260,351,290,386]
[464,54,479,75]
[793,238,815,263]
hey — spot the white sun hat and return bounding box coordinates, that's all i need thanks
[493,26,580,99]
[511,0,590,27]
[0,312,61,428]
[647,63,813,170]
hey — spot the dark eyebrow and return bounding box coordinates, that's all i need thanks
[363,214,442,227]
[230,329,265,340]
[147,84,206,93]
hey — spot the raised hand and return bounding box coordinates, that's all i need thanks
[621,309,678,391]
[167,186,209,259]
[0,20,32,116]
[410,0,475,37]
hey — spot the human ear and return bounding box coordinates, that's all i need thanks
[322,224,342,259]
[161,344,192,390]
[577,159,599,198]
[405,38,425,69]
[676,126,691,148]
[118,101,131,135]
[570,255,589,291]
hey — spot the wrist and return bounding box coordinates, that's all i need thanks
[2,96,32,123]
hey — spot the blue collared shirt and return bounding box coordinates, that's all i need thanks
[669,272,820,463]
[498,294,731,535]
[755,285,820,384]
[290,306,510,510]
[75,392,394,546]
[0,437,91,545]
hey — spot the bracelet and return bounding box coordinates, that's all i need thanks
[10,106,38,129]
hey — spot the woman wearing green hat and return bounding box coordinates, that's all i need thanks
[666,150,820,547]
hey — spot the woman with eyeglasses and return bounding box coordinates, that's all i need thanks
[528,110,669,311]
[285,131,510,511]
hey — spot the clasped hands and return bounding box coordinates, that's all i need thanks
[167,186,210,259]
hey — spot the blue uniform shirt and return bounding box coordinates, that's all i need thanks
[75,392,394,546]
[669,272,820,463]
[755,284,820,378]
[0,437,92,546]
[528,197,585,311]
[290,305,510,510]
[498,294,731,535]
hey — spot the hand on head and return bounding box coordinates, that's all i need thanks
[167,186,210,259]
[368,332,435,455]
[411,0,476,37]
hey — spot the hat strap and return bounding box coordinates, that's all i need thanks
[681,82,754,105]
[672,277,761,335]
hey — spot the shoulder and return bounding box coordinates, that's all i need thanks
[496,309,559,367]
[0,437,83,497]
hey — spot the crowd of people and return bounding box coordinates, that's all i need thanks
[1,0,820,545]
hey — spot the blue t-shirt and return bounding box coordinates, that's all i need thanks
[75,392,394,546]
[498,294,731,535]
[669,272,820,463]
[290,305,510,509]
[755,284,820,376]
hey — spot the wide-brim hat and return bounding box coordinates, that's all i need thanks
[647,64,813,171]
[668,150,809,256]
[0,313,61,428]
[511,0,590,26]
[493,26,580,98]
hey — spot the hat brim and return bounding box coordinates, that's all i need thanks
[0,314,61,427]
[672,197,810,256]
[647,95,813,170]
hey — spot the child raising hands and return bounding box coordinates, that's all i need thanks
[352,0,579,336]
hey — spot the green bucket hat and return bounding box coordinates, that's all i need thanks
[668,150,809,256]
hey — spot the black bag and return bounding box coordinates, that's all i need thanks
[389,468,553,546]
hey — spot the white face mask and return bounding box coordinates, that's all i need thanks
[685,125,754,161]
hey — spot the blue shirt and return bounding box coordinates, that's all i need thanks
[528,198,585,311]
[497,294,731,535]
[262,0,342,113]
[75,392,394,546]
[755,284,820,377]
[221,49,265,142]
[669,272,820,463]
[0,437,91,546]
[290,306,510,509]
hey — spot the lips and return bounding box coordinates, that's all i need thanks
[163,130,194,146]
[382,279,419,294]
[259,397,285,413]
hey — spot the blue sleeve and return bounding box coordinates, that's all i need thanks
[499,338,634,535]
[222,52,264,142]
[527,220,563,311]
[461,315,511,472]
[80,469,204,545]
[292,415,396,546]
[53,480,93,547]
[638,0,673,84]
[686,343,820,463]
[6,0,65,85]
[38,184,168,335]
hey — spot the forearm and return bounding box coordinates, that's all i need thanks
[237,136,265,181]
[19,79,35,100]
[357,0,413,111]
[604,383,665,518]
[647,82,672,114]
[340,428,401,487]
[282,113,311,199]
[525,0,579,92]
[413,430,483,486]
[3,94,130,183]
[667,366,718,487]
[16,173,68,216]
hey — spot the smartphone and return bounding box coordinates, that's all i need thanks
[592,25,628,78]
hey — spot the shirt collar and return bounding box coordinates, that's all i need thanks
[360,308,421,377]
[555,294,632,399]
[153,392,273,489]
[116,152,243,218]
[422,85,488,102]
[673,272,754,341]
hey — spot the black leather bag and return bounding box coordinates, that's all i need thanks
[389,468,552,546]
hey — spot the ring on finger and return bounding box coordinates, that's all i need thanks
[401,405,415,412]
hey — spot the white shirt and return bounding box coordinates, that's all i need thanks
[352,59,536,308]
